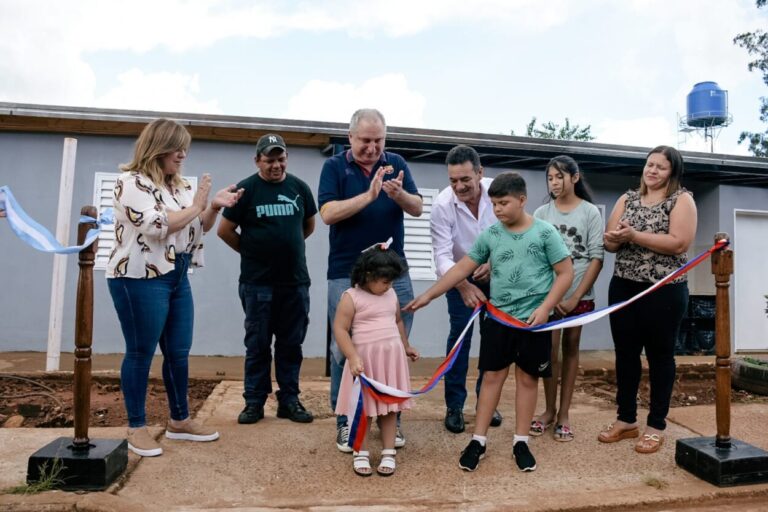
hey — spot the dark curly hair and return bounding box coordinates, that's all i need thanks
[350,246,405,288]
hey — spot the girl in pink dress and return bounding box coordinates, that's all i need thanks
[334,244,419,477]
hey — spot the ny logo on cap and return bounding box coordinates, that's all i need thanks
[269,136,278,143]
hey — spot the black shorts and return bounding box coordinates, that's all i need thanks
[479,317,553,378]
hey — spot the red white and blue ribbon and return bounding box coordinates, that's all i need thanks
[346,239,729,451]
[0,186,112,254]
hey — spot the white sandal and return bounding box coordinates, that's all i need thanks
[353,451,372,477]
[377,448,397,476]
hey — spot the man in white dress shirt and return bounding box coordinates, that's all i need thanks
[431,145,503,433]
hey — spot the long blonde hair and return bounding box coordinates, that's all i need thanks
[120,119,191,188]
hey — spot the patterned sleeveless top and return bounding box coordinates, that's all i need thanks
[613,188,690,284]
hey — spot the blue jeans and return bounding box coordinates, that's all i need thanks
[239,283,310,407]
[108,254,193,428]
[444,284,488,411]
[328,274,414,428]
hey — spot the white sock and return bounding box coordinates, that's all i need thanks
[513,435,529,445]
[472,434,487,446]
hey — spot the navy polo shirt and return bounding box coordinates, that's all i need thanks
[318,150,419,280]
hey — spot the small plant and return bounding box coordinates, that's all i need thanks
[3,458,65,495]
[642,474,670,490]
[744,357,768,367]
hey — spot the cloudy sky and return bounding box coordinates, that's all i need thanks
[1,0,766,155]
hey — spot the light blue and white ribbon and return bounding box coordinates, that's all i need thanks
[0,186,113,254]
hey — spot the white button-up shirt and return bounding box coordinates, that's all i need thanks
[431,177,496,277]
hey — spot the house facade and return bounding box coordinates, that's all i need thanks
[2,103,767,357]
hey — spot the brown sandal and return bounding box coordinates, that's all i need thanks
[635,433,664,454]
[597,423,640,443]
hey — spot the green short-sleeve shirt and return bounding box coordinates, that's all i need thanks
[467,217,570,319]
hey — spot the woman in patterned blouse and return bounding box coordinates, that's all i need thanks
[598,146,697,455]
[107,118,242,457]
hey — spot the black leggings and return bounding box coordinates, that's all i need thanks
[608,277,688,430]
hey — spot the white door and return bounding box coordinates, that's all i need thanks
[734,210,768,352]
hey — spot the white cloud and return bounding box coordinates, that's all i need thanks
[0,0,570,115]
[94,70,221,114]
[595,116,677,148]
[1,0,575,56]
[0,0,764,157]
[595,115,749,155]
[330,0,573,38]
[285,74,426,127]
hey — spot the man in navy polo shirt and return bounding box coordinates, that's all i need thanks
[318,108,423,452]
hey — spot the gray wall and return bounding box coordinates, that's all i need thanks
[3,131,750,358]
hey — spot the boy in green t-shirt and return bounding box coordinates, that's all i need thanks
[406,172,573,473]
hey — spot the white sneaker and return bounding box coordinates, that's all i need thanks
[165,419,219,442]
[127,427,163,457]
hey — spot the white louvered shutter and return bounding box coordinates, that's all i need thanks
[404,188,438,281]
[92,173,117,270]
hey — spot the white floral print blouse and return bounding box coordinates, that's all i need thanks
[106,171,205,279]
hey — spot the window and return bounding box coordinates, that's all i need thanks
[404,188,439,281]
[92,172,197,270]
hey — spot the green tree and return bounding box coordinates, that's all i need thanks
[511,116,595,141]
[733,0,768,157]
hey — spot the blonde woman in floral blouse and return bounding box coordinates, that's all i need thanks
[107,118,242,457]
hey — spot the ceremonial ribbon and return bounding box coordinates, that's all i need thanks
[0,186,113,254]
[347,239,729,451]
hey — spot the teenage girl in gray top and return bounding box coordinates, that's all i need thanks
[531,156,604,442]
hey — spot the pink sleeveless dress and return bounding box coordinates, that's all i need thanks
[335,286,412,417]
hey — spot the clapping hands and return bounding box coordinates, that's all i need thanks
[604,219,636,245]
[212,184,244,210]
[382,170,405,200]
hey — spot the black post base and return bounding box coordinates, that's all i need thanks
[27,437,128,491]
[676,437,768,487]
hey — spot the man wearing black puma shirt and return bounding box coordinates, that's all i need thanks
[218,133,317,426]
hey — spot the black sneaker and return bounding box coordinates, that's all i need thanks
[445,408,465,433]
[237,404,264,424]
[276,400,314,423]
[490,409,503,427]
[459,439,486,471]
[513,441,537,472]
[394,427,406,448]
[336,424,353,453]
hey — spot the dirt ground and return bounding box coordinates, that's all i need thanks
[2,362,767,428]
[0,374,219,428]
[576,362,768,409]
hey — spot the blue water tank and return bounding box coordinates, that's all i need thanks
[686,82,728,128]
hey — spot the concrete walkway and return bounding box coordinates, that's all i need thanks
[2,352,768,511]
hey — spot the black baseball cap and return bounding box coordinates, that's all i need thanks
[256,133,287,156]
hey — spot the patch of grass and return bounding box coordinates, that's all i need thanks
[3,458,65,495]
[744,357,768,367]
[642,474,670,490]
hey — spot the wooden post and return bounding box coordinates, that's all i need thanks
[712,232,733,449]
[72,206,97,450]
[676,233,768,486]
[47,137,78,372]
